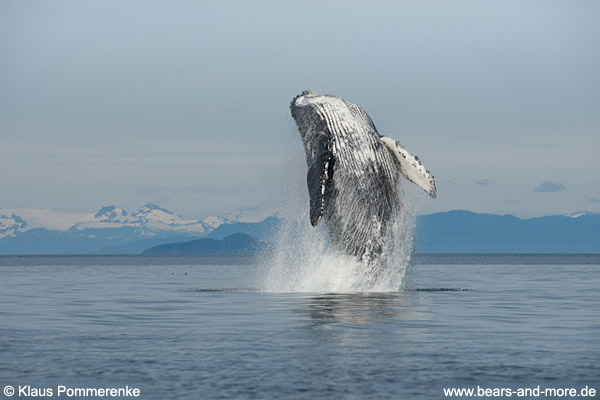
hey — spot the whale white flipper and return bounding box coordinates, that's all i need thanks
[380,136,437,198]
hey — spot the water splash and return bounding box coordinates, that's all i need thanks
[259,151,416,292]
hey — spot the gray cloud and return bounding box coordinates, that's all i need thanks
[136,185,255,198]
[534,181,565,192]
[586,196,600,204]
[175,185,256,196]
[504,198,523,205]
[135,188,167,197]
[476,179,491,186]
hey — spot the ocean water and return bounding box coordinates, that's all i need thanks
[1,254,599,399]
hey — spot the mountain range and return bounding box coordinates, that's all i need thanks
[0,204,232,254]
[415,210,600,253]
[1,205,599,254]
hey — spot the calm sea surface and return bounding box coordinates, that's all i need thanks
[1,254,599,399]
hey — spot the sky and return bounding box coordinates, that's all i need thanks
[1,0,599,219]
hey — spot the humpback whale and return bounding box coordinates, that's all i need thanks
[290,90,436,264]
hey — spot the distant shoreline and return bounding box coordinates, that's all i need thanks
[1,254,599,269]
[3,210,599,254]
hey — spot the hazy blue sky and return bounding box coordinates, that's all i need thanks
[1,1,599,218]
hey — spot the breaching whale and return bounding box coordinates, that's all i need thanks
[290,90,436,264]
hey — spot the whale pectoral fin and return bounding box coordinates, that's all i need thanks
[380,136,437,198]
[307,143,335,227]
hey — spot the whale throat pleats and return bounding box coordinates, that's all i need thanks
[380,136,437,198]
[307,138,335,226]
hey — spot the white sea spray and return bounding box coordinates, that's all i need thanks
[259,150,416,293]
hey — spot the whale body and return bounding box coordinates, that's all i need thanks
[290,90,436,263]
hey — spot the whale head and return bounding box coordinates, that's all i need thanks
[290,91,333,165]
[290,90,354,162]
[290,90,324,127]
[290,90,340,119]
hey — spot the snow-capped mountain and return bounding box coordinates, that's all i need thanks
[0,204,274,254]
[0,208,93,232]
[0,204,230,239]
[0,213,28,238]
[564,211,600,219]
[94,206,134,223]
[220,206,281,224]
[1,206,599,254]
[202,215,228,229]
[131,204,206,234]
[68,204,209,235]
